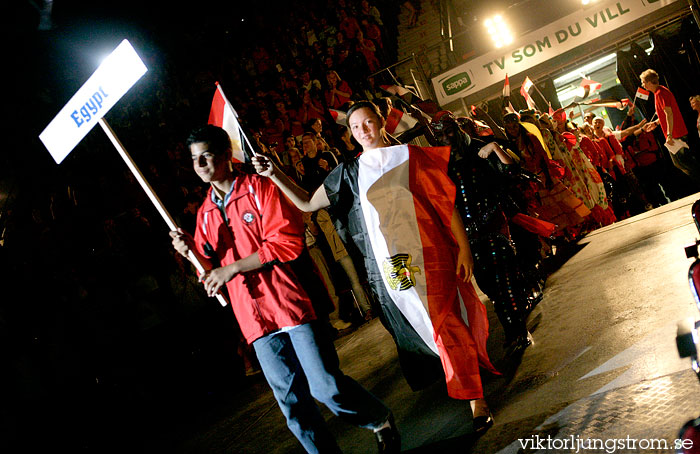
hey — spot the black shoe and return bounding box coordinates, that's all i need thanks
[375,414,401,453]
[528,291,544,308]
[472,411,494,436]
[505,332,533,356]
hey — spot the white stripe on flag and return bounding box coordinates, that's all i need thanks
[210,85,246,163]
[329,108,347,125]
[521,77,534,95]
[357,144,438,354]
[385,108,419,135]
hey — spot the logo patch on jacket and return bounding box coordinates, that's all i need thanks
[382,253,420,291]
[242,211,256,225]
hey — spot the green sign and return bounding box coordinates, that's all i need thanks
[441,72,472,96]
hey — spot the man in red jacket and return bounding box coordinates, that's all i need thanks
[170,125,399,453]
[641,68,700,184]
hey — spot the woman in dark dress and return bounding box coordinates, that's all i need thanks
[253,100,497,435]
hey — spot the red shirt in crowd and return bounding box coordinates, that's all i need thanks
[325,80,352,109]
[654,85,688,139]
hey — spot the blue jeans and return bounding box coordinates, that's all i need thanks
[253,321,390,454]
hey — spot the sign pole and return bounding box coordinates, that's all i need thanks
[98,118,229,307]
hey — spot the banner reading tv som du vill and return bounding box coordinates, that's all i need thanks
[431,0,678,106]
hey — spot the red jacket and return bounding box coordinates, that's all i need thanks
[655,85,688,138]
[194,174,317,343]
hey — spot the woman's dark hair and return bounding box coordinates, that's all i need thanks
[304,118,321,133]
[186,125,231,155]
[502,113,520,124]
[345,100,384,128]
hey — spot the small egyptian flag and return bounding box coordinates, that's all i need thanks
[635,87,650,101]
[209,83,246,163]
[385,107,419,135]
[503,74,511,98]
[503,74,516,113]
[381,84,440,115]
[329,108,347,125]
[520,76,537,110]
[579,78,602,95]
[381,84,417,103]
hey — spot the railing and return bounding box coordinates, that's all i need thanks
[365,0,465,103]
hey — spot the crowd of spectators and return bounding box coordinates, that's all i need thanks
[220,0,409,153]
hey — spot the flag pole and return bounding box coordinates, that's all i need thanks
[577,103,586,123]
[234,117,259,160]
[98,118,229,307]
[532,83,549,111]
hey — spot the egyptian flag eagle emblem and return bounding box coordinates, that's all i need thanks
[383,253,420,291]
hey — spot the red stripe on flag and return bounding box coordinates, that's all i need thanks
[580,78,602,92]
[208,87,226,127]
[384,107,403,134]
[503,74,511,98]
[385,107,418,135]
[328,108,346,125]
[406,145,498,397]
[209,83,246,163]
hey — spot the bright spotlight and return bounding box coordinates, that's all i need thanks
[484,14,513,49]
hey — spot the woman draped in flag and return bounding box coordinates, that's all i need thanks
[253,100,498,436]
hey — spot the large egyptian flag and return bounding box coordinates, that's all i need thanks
[208,83,247,163]
[352,144,497,398]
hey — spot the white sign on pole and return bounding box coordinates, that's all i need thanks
[431,0,678,106]
[39,39,148,164]
[38,39,229,307]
